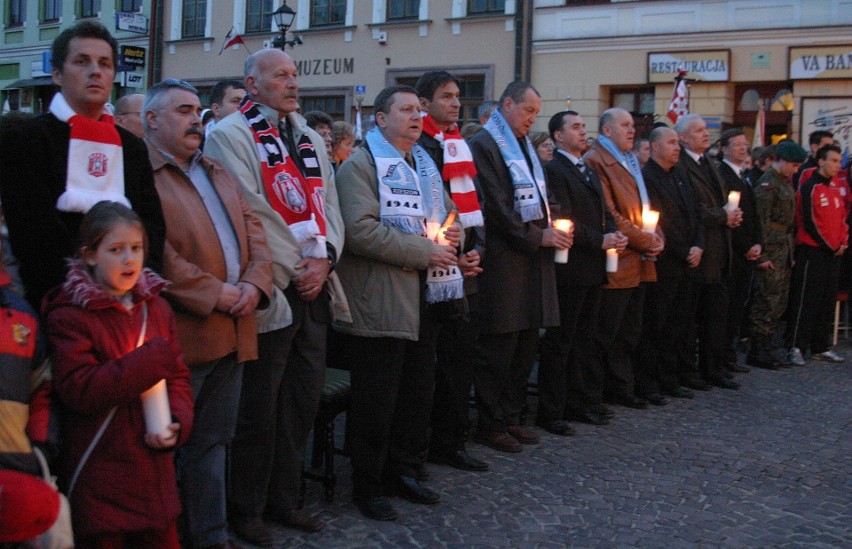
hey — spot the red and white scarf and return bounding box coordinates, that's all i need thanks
[240,97,327,258]
[421,114,483,228]
[49,93,129,213]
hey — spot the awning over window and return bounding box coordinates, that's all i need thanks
[4,77,55,89]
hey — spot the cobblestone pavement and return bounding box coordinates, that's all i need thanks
[242,351,852,548]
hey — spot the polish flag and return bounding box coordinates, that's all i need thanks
[219,27,244,55]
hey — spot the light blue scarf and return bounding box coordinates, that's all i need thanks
[484,109,549,223]
[597,135,650,210]
[366,127,463,303]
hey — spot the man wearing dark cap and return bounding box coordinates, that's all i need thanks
[747,141,808,369]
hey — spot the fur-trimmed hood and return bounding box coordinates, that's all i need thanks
[43,259,169,314]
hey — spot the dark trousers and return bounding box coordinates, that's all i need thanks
[786,246,840,354]
[430,299,478,455]
[692,280,730,381]
[229,290,327,518]
[476,328,539,432]
[726,256,756,361]
[76,522,180,549]
[538,283,603,421]
[638,271,693,396]
[596,286,645,398]
[344,312,438,499]
[176,354,243,548]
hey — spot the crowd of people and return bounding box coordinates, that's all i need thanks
[1,20,849,548]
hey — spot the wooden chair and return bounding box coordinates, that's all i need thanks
[302,367,351,502]
[833,291,850,346]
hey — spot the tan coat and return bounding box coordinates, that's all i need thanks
[584,140,661,288]
[147,143,273,365]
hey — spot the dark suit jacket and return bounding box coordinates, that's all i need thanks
[545,151,615,287]
[643,158,705,278]
[0,113,165,309]
[469,128,559,334]
[678,148,732,283]
[715,160,763,258]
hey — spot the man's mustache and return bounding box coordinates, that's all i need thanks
[185,126,204,137]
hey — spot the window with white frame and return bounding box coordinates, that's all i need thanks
[387,0,418,20]
[246,0,274,32]
[182,0,206,37]
[311,0,345,26]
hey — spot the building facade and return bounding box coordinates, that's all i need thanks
[0,0,153,113]
[160,0,520,123]
[532,0,852,152]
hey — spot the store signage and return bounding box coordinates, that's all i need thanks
[119,45,146,71]
[295,58,354,76]
[790,45,852,80]
[647,50,730,83]
[116,12,148,34]
[122,72,144,88]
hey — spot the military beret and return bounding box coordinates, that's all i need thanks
[774,141,807,163]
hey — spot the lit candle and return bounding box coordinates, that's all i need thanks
[726,190,741,210]
[553,219,573,264]
[642,209,659,233]
[606,248,619,272]
[141,379,172,437]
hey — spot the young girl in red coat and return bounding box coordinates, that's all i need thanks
[44,201,193,549]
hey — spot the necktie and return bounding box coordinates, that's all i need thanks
[405,152,415,168]
[576,161,586,173]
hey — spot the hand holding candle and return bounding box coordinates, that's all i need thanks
[141,379,172,438]
[553,219,574,264]
[726,190,741,210]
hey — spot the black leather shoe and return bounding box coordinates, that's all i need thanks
[664,387,694,399]
[604,394,649,409]
[428,449,489,471]
[589,403,615,418]
[643,393,669,406]
[415,464,430,481]
[231,516,273,547]
[534,419,576,436]
[392,476,440,505]
[354,496,398,521]
[726,362,750,373]
[565,408,610,425]
[709,376,740,390]
[682,378,711,391]
[265,508,324,533]
[473,430,522,453]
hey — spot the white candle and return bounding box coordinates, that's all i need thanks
[553,219,573,264]
[726,190,741,210]
[141,379,172,437]
[642,209,659,233]
[606,248,619,272]
[426,221,451,246]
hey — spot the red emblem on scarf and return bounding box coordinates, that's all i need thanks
[447,143,457,157]
[272,172,308,213]
[88,153,108,177]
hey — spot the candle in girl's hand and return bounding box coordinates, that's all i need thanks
[606,248,619,272]
[141,379,172,437]
[553,219,573,264]
[642,209,659,233]
[726,190,741,210]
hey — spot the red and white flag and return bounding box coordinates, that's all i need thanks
[666,70,689,124]
[753,99,765,148]
[219,27,244,55]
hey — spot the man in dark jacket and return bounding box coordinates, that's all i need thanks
[0,21,164,310]
[676,114,741,390]
[639,127,704,401]
[415,71,489,472]
[469,82,571,452]
[538,110,626,429]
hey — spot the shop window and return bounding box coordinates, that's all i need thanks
[246,0,273,32]
[300,95,346,120]
[734,82,793,142]
[43,0,61,22]
[468,0,504,14]
[118,0,141,11]
[311,0,346,26]
[81,0,100,17]
[610,86,654,137]
[182,0,206,38]
[8,0,26,26]
[387,0,418,21]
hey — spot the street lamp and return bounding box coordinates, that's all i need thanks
[272,1,302,50]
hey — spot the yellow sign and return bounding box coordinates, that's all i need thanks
[790,45,852,80]
[647,50,730,83]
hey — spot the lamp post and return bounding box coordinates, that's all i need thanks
[272,1,302,50]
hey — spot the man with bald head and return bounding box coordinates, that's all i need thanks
[114,93,145,138]
[584,108,664,410]
[205,48,344,542]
